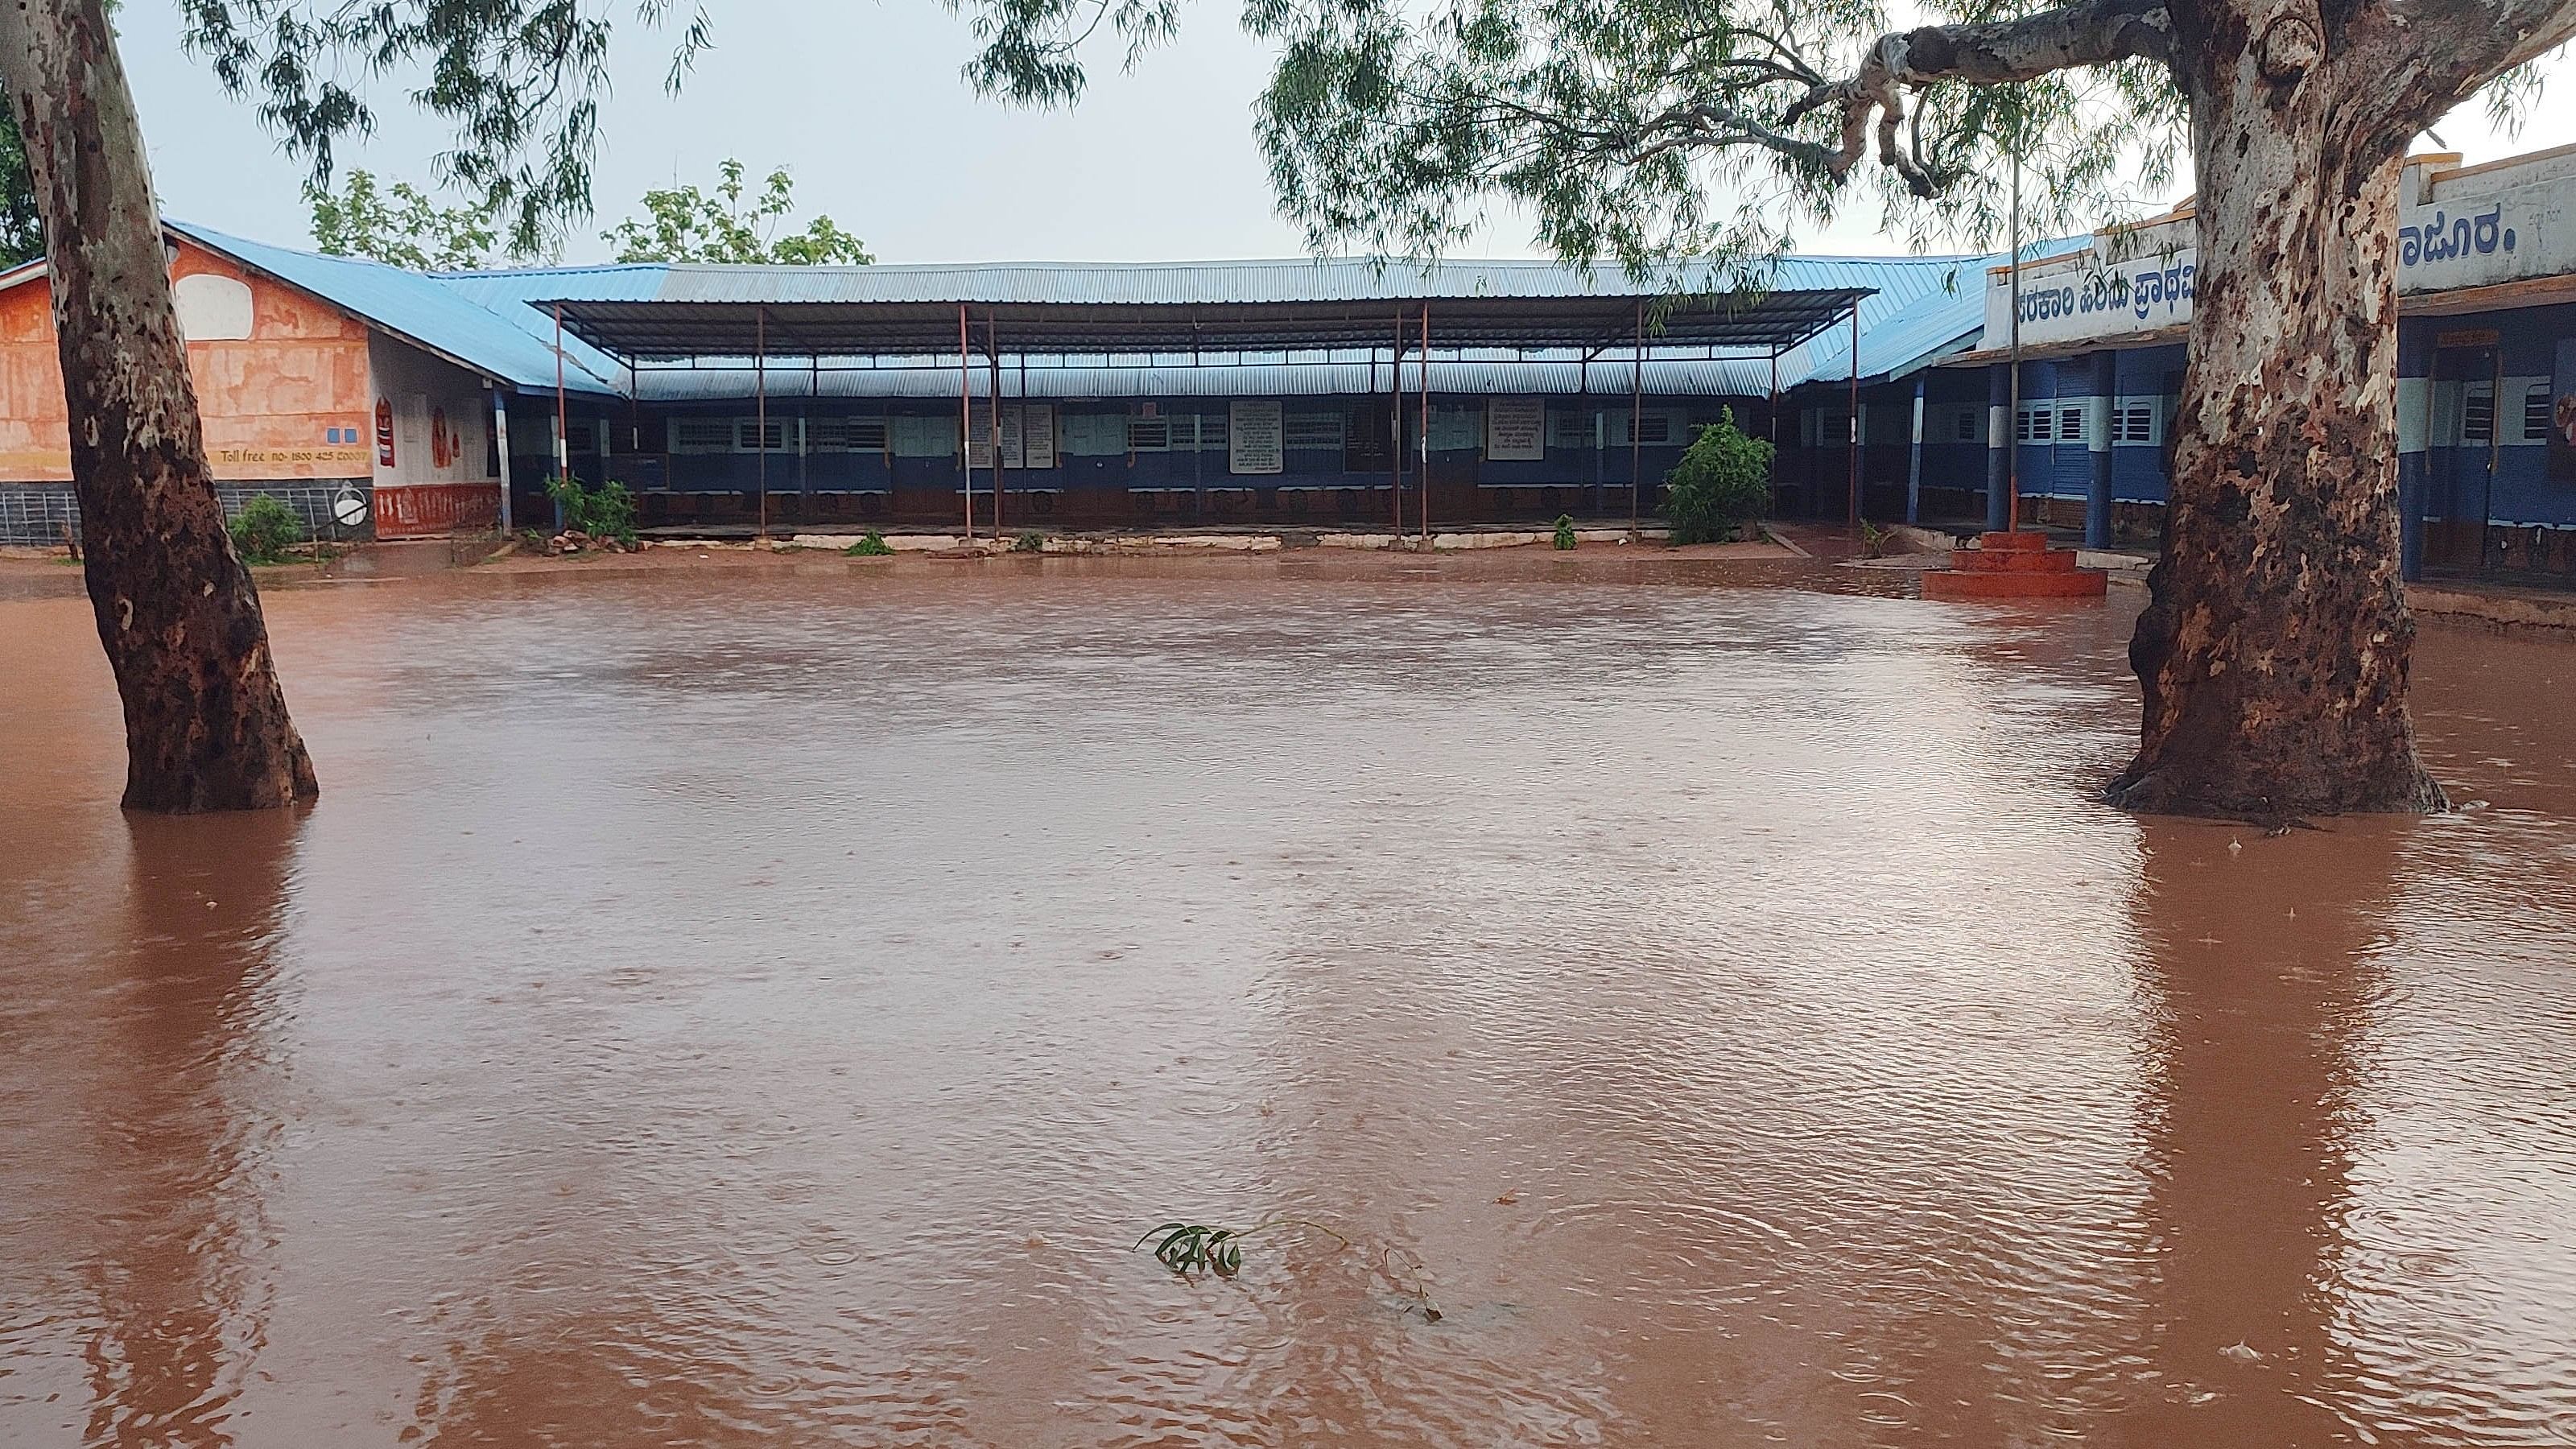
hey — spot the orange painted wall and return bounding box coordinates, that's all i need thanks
[0,240,372,481]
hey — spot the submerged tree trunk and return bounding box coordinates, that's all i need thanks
[0,0,316,811]
[2107,12,2446,817]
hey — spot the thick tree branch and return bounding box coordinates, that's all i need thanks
[1798,0,2175,192]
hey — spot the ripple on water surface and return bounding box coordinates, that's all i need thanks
[0,559,2571,1447]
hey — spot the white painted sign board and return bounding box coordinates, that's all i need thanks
[1229,400,1283,475]
[1484,397,1546,460]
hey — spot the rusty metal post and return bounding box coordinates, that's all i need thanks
[986,315,1005,536]
[1419,301,1432,549]
[957,303,972,542]
[1769,348,1779,446]
[551,301,570,535]
[492,386,514,535]
[1630,301,1643,539]
[756,304,769,542]
[1391,310,1405,534]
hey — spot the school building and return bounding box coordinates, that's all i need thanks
[2,141,2571,588]
[1896,144,2576,585]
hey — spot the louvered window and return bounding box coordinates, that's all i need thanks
[1286,412,1346,448]
[1128,419,1170,452]
[2463,384,2495,445]
[671,418,733,453]
[2524,384,2553,442]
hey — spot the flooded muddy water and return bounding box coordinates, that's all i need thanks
[2,555,2574,1447]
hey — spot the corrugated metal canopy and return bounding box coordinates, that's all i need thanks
[163,221,627,395]
[539,258,1873,360]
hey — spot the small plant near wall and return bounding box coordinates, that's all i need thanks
[543,475,638,546]
[229,494,306,565]
[1663,407,1773,546]
[1552,514,1577,551]
[844,531,894,557]
[1013,530,1046,553]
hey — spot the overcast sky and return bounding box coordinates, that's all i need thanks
[121,1,2576,266]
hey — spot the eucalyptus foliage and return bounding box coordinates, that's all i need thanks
[175,0,2545,275]
[179,0,713,257]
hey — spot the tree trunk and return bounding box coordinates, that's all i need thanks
[2108,19,2446,818]
[0,0,317,811]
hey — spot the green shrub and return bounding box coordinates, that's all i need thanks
[543,475,638,544]
[1663,407,1774,545]
[229,494,305,564]
[844,530,894,557]
[1013,530,1046,553]
[1552,514,1577,551]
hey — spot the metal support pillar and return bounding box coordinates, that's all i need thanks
[1906,375,1926,526]
[755,305,768,541]
[2007,142,2025,533]
[551,302,569,532]
[1418,302,1432,548]
[491,386,513,535]
[1986,363,2012,533]
[2397,324,2430,581]
[1391,312,1405,533]
[2084,349,2114,549]
[1847,302,1861,530]
[986,316,1005,535]
[957,303,973,542]
[1630,301,1643,539]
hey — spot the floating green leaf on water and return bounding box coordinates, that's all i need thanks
[1137,1217,1443,1321]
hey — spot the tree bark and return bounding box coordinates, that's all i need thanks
[0,0,317,811]
[2106,6,2446,817]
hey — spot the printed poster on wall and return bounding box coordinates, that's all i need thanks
[2552,339,2576,483]
[1485,397,1546,461]
[1022,404,1057,469]
[1229,400,1284,475]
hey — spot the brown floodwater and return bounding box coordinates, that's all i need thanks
[2,553,2574,1448]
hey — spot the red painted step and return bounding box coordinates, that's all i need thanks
[1921,531,2107,601]
[1951,547,2083,573]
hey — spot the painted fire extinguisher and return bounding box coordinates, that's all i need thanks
[375,397,396,469]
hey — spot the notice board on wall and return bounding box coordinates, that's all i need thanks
[1021,403,1057,469]
[1485,397,1546,460]
[1230,400,1284,474]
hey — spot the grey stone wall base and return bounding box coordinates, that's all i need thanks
[0,481,375,548]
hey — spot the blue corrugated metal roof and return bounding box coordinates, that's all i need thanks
[145,228,2079,399]
[628,356,1777,402]
[1781,238,2091,385]
[622,255,1875,306]
[509,250,2021,388]
[431,262,663,386]
[164,220,625,396]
